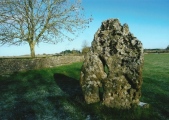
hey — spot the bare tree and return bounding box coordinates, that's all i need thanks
[0,0,92,57]
[166,45,169,50]
[81,40,90,55]
[81,40,89,49]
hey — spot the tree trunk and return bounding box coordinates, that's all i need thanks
[29,42,35,58]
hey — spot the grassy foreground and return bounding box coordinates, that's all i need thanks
[0,54,169,120]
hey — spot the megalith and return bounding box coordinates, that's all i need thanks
[80,19,144,109]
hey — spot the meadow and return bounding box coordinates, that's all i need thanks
[0,54,169,120]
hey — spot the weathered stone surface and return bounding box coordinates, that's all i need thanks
[80,19,144,109]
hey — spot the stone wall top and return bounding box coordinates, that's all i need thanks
[0,56,84,75]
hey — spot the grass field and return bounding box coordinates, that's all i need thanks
[141,54,169,119]
[0,54,169,120]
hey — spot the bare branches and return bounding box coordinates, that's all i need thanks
[0,0,92,57]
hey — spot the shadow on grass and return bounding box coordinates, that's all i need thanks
[53,73,155,120]
[11,99,36,120]
[0,72,87,120]
[53,73,83,97]
[0,76,37,120]
[142,77,169,119]
[53,73,112,119]
[0,70,161,120]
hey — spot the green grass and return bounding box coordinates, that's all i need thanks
[141,54,169,119]
[0,54,169,120]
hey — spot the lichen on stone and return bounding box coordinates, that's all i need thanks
[80,18,144,109]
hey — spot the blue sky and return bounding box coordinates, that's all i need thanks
[0,0,169,56]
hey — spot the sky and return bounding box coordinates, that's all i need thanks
[0,0,169,56]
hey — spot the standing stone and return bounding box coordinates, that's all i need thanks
[80,19,144,109]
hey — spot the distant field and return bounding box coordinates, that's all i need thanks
[0,53,169,120]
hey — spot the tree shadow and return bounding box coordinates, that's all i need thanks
[10,99,36,120]
[0,72,86,119]
[0,80,37,120]
[53,73,83,97]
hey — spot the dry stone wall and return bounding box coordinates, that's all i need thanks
[0,56,84,75]
[80,19,144,109]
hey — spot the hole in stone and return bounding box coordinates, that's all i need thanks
[124,74,136,89]
[99,55,109,75]
[99,87,104,101]
[104,65,109,75]
[98,55,110,101]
